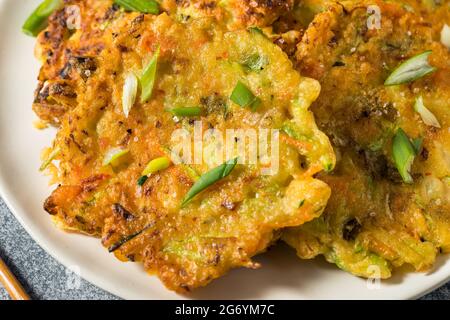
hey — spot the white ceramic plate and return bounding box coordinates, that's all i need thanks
[0,0,449,300]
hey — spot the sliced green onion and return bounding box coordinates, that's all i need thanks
[162,147,200,181]
[412,137,423,155]
[142,156,171,176]
[181,157,238,207]
[103,147,129,166]
[248,26,264,36]
[137,175,149,186]
[392,128,416,184]
[22,0,63,37]
[230,81,261,111]
[140,47,160,103]
[298,199,305,208]
[122,72,138,118]
[242,54,268,72]
[441,24,450,49]
[108,222,155,252]
[281,123,301,140]
[414,96,441,128]
[114,0,159,14]
[384,51,437,86]
[39,147,60,171]
[166,107,202,117]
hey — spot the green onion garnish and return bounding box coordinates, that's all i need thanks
[392,128,416,184]
[230,81,261,111]
[140,47,160,103]
[248,26,264,36]
[412,137,423,155]
[242,54,268,72]
[281,123,301,140]
[137,175,149,186]
[414,96,441,128]
[22,0,63,37]
[103,147,129,166]
[108,222,155,252]
[122,72,138,118]
[162,147,200,181]
[114,0,159,14]
[166,107,202,117]
[181,157,238,207]
[441,24,450,49]
[384,51,437,86]
[39,147,60,171]
[142,156,171,176]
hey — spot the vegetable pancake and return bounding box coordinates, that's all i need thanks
[159,0,294,31]
[31,0,334,291]
[283,0,450,278]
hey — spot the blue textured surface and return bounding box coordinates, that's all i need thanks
[0,197,448,300]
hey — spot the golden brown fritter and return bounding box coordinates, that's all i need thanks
[283,0,450,278]
[35,0,334,292]
[160,0,294,30]
[33,0,117,125]
[33,0,297,126]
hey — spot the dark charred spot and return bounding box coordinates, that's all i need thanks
[328,35,338,47]
[180,284,191,292]
[101,230,115,245]
[112,203,135,221]
[421,147,429,161]
[104,4,120,21]
[81,174,110,192]
[342,218,362,241]
[209,252,221,266]
[118,44,129,52]
[75,215,86,224]
[361,150,402,183]
[59,62,72,79]
[69,56,97,80]
[34,81,50,102]
[363,150,388,180]
[121,129,133,145]
[332,61,346,67]
[55,8,67,28]
[49,82,76,98]
[43,196,58,215]
[179,14,191,22]
[199,1,216,9]
[357,100,398,123]
[69,133,87,154]
[131,14,145,27]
